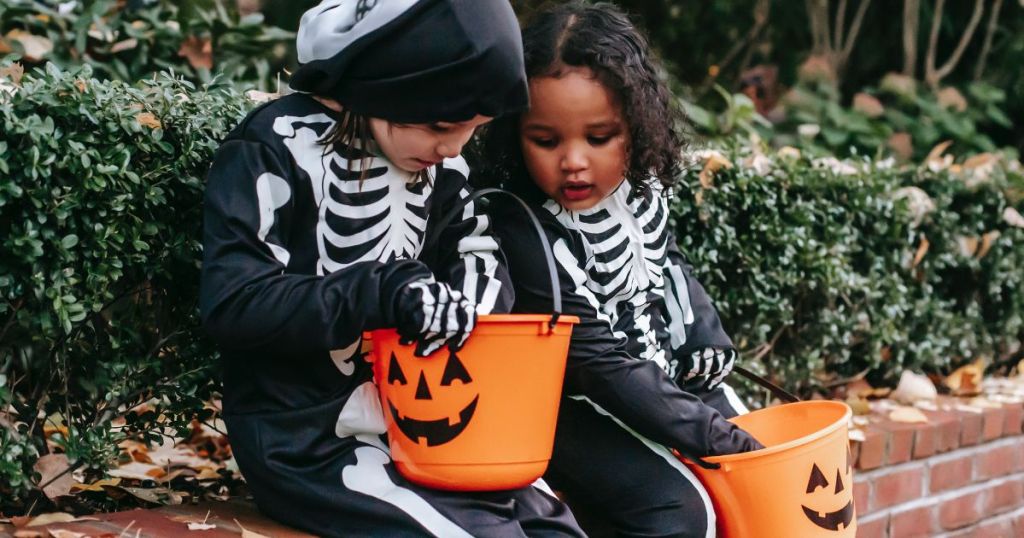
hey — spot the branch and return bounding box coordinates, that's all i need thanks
[923,0,946,85]
[902,0,920,76]
[699,0,771,92]
[837,0,872,73]
[834,0,848,53]
[973,0,1003,80]
[927,0,986,87]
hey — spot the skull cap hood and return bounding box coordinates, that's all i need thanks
[290,0,529,124]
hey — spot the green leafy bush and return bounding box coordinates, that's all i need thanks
[672,143,1024,395]
[0,0,293,90]
[0,61,251,510]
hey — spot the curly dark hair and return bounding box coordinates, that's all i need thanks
[480,1,685,197]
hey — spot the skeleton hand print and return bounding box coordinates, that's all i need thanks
[396,278,478,357]
[679,348,737,391]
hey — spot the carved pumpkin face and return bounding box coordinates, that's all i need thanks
[385,350,479,447]
[801,449,855,531]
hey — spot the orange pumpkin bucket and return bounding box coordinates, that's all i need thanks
[370,188,578,491]
[684,400,856,537]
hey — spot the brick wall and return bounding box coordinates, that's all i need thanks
[851,397,1024,537]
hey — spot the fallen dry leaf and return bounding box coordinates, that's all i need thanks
[698,152,733,189]
[178,35,213,70]
[889,406,929,423]
[890,370,938,404]
[70,478,122,492]
[188,522,217,531]
[4,29,53,62]
[234,518,272,538]
[945,359,986,397]
[1004,207,1024,229]
[48,531,87,538]
[912,236,930,267]
[845,396,871,415]
[956,235,979,257]
[135,112,162,130]
[25,513,93,527]
[0,62,24,85]
[110,38,139,54]
[976,231,1000,259]
[108,461,166,481]
[33,453,75,499]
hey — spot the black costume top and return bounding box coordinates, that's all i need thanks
[200,93,512,417]
[492,181,759,459]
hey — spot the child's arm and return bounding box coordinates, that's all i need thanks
[662,235,738,392]
[200,138,437,353]
[420,161,514,315]
[494,207,760,458]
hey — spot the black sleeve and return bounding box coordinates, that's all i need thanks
[423,165,514,314]
[663,230,735,356]
[199,138,431,354]
[494,206,760,458]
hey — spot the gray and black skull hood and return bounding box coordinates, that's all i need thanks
[290,0,529,124]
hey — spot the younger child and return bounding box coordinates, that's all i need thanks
[200,1,583,536]
[483,3,762,537]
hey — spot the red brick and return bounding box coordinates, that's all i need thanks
[912,421,937,459]
[876,420,916,464]
[930,455,973,493]
[854,479,871,517]
[890,506,933,537]
[976,444,1022,481]
[923,409,962,453]
[982,407,1006,441]
[985,478,1024,514]
[873,466,924,510]
[855,514,889,538]
[938,491,984,530]
[1015,511,1024,535]
[857,426,888,470]
[1002,401,1023,436]
[968,519,1015,538]
[960,410,984,447]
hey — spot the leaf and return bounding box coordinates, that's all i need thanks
[976,231,1000,259]
[945,358,985,397]
[698,151,733,189]
[70,478,121,492]
[0,62,24,85]
[234,519,273,538]
[49,531,87,538]
[890,370,937,404]
[135,112,162,130]
[889,406,929,423]
[178,36,213,70]
[25,513,90,527]
[912,236,930,267]
[4,30,53,62]
[110,38,139,54]
[33,454,75,499]
[1004,207,1024,229]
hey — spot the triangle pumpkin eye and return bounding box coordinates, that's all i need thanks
[440,350,472,386]
[388,352,407,385]
[806,463,829,493]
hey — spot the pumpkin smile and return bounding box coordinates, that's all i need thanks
[388,396,479,447]
[801,501,854,531]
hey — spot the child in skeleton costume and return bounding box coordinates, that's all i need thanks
[200,1,584,536]
[482,3,763,537]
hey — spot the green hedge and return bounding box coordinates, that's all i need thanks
[0,61,1022,512]
[672,144,1024,395]
[0,62,251,509]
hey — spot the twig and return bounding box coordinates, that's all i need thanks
[838,0,871,69]
[751,323,789,362]
[925,0,985,87]
[973,0,1003,80]
[117,520,136,538]
[902,0,921,76]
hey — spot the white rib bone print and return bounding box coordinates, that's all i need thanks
[272,113,431,275]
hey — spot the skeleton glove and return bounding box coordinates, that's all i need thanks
[680,348,737,392]
[395,278,478,357]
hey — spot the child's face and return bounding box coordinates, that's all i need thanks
[519,68,628,210]
[370,115,492,173]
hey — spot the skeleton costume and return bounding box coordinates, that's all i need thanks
[200,1,582,536]
[492,180,762,538]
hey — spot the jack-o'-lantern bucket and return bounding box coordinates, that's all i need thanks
[370,188,579,491]
[684,400,856,537]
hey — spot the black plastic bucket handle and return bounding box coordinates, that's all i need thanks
[423,187,563,329]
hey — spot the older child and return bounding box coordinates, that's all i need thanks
[483,3,761,537]
[200,1,583,536]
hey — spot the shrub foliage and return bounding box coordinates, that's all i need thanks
[0,62,251,508]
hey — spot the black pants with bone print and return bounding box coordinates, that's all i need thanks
[544,384,749,538]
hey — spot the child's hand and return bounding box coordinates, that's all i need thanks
[679,348,736,392]
[395,278,478,357]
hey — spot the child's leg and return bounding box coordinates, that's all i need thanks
[227,397,584,538]
[545,397,716,538]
